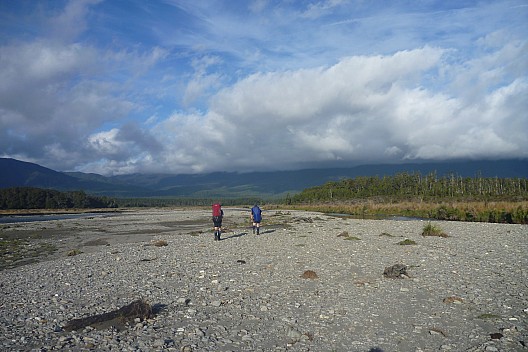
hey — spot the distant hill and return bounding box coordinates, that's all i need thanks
[1,158,527,199]
[0,158,149,196]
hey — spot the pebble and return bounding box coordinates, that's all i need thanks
[0,208,527,351]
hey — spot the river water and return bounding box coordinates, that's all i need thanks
[0,213,112,224]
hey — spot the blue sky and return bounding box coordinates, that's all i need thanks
[1,0,527,175]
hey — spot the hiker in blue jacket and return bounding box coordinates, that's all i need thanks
[250,204,262,235]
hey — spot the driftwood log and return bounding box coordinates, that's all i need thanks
[64,299,152,331]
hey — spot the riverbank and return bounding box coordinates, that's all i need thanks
[287,200,528,224]
[1,208,527,351]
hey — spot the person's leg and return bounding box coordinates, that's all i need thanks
[252,222,256,234]
[213,218,220,240]
[213,217,222,240]
[256,222,260,235]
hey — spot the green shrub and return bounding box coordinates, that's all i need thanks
[421,223,448,237]
[398,239,417,245]
[67,249,83,256]
[344,236,361,241]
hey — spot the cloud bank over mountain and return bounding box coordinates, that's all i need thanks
[1,1,526,175]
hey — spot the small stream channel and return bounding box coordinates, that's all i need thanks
[0,213,114,224]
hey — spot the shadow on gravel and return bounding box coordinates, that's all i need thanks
[152,303,167,314]
[369,348,384,352]
[259,229,276,235]
[223,232,248,240]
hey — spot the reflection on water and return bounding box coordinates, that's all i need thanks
[0,213,111,224]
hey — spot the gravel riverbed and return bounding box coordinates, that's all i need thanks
[1,208,527,351]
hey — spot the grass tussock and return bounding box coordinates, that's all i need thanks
[152,240,168,247]
[67,249,83,256]
[421,223,448,237]
[398,239,417,245]
[443,296,464,304]
[380,232,395,237]
[344,236,361,241]
[301,270,318,279]
[337,231,361,240]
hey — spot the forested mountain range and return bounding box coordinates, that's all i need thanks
[1,158,527,199]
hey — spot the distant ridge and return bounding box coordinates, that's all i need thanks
[0,158,79,189]
[1,158,527,198]
[0,158,149,196]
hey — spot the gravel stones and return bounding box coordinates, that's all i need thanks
[0,208,527,351]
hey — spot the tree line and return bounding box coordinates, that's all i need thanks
[291,172,528,203]
[116,197,265,208]
[0,187,117,209]
[0,187,264,210]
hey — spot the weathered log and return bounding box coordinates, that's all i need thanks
[64,299,152,331]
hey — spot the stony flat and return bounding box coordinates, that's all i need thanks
[1,208,527,351]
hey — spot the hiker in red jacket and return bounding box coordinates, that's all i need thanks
[212,203,224,241]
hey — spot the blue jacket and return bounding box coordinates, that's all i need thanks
[251,205,262,222]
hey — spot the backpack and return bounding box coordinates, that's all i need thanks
[212,203,222,217]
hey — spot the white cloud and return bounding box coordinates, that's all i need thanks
[144,45,526,174]
[249,0,269,14]
[88,129,123,155]
[1,0,526,175]
[301,0,347,19]
[183,55,223,105]
[47,0,103,42]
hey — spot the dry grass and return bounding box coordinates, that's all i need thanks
[443,296,464,304]
[301,270,318,279]
[152,240,168,247]
[286,200,528,224]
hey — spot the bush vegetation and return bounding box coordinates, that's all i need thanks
[0,187,117,210]
[290,172,527,202]
[2,173,526,224]
[286,172,528,224]
[285,200,528,224]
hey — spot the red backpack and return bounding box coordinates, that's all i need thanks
[212,203,222,217]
